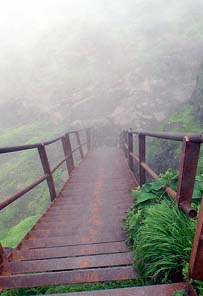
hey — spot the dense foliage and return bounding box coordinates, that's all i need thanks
[124,170,203,284]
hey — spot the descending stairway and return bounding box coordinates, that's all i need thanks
[0,147,197,295]
[0,148,136,289]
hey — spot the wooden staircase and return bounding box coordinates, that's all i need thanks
[0,148,136,290]
[0,128,201,295]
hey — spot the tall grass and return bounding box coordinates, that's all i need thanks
[134,200,196,283]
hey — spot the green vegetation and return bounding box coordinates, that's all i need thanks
[0,120,70,247]
[124,170,203,294]
[134,200,196,283]
[1,216,39,248]
[148,62,203,176]
[148,105,203,175]
[172,291,188,296]
[1,280,143,295]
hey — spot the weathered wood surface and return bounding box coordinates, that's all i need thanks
[0,147,137,289]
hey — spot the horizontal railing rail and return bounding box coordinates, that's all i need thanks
[0,128,92,211]
[120,129,203,218]
[131,130,203,143]
[0,128,89,154]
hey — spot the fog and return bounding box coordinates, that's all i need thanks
[1,0,203,130]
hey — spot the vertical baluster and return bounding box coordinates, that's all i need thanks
[189,198,203,280]
[66,133,74,171]
[128,131,134,172]
[38,144,56,201]
[76,131,84,159]
[177,137,200,211]
[0,243,7,272]
[86,128,91,151]
[139,134,146,186]
[120,130,125,153]
[62,134,74,175]
[124,130,128,158]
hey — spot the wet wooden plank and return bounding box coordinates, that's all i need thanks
[12,242,129,261]
[0,266,136,289]
[33,221,124,230]
[21,233,126,249]
[41,283,197,296]
[28,227,124,238]
[5,252,133,274]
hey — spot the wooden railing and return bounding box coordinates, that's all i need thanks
[120,129,203,280]
[120,129,203,217]
[0,128,92,210]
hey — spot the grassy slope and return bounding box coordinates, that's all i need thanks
[0,120,67,247]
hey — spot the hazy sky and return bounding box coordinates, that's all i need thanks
[0,0,108,49]
[1,0,202,50]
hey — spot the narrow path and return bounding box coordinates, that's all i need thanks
[0,147,137,289]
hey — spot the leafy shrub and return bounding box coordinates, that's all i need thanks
[125,169,179,243]
[134,200,196,283]
[124,170,203,285]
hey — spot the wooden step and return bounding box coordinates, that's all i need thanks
[0,266,136,289]
[37,283,197,296]
[12,241,129,260]
[28,228,124,239]
[0,148,137,291]
[5,252,133,274]
[20,233,126,249]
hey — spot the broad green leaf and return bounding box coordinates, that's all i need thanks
[135,191,158,205]
[142,183,152,192]
[131,189,140,197]
[150,178,166,191]
[192,188,202,200]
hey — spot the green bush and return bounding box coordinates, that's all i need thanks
[124,170,203,285]
[134,200,196,283]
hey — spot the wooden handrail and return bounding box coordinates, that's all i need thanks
[0,128,90,154]
[0,174,49,210]
[121,129,200,218]
[131,130,203,143]
[0,128,92,211]
[121,128,203,280]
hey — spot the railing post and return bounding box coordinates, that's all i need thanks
[62,134,74,175]
[177,137,200,212]
[0,243,7,272]
[139,134,146,186]
[86,128,91,151]
[66,133,74,171]
[124,130,128,158]
[76,131,84,159]
[38,144,56,202]
[189,198,203,280]
[128,130,134,172]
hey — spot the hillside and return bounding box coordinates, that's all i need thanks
[148,62,203,175]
